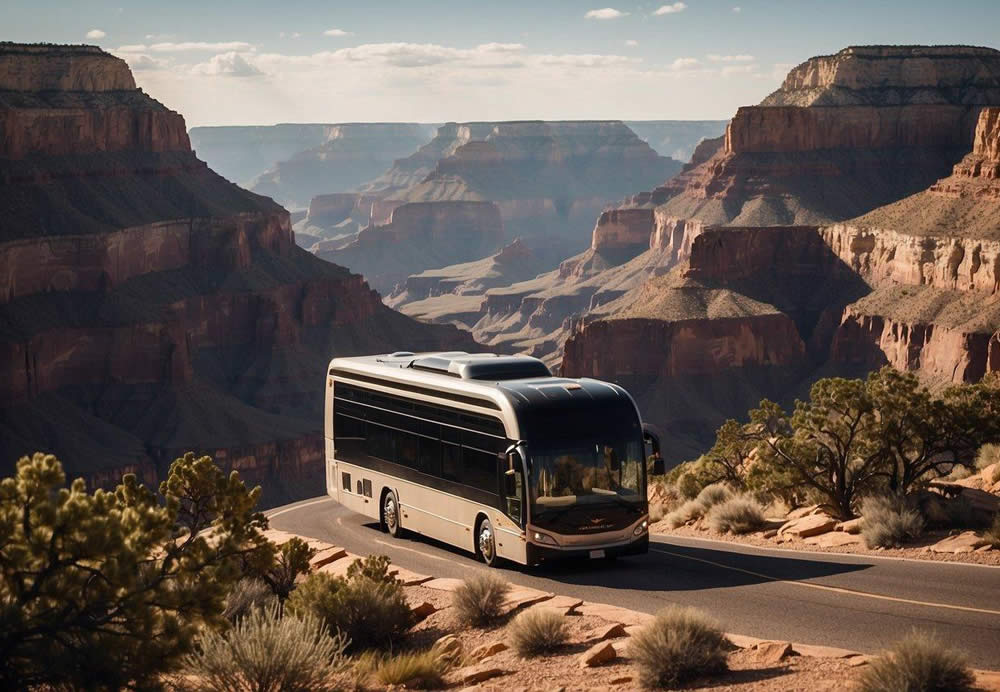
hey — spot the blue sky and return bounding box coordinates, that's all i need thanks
[7,1,1000,126]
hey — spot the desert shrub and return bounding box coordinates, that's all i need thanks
[452,573,511,626]
[244,537,315,603]
[630,605,728,689]
[649,502,667,523]
[695,483,732,511]
[665,499,705,529]
[706,496,767,534]
[346,553,398,585]
[508,609,568,657]
[985,514,1000,549]
[976,443,1000,475]
[858,631,974,692]
[861,495,925,549]
[373,649,450,689]
[286,569,413,651]
[0,452,271,691]
[224,578,277,624]
[182,602,348,692]
[677,472,703,500]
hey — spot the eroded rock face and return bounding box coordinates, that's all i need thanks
[653,45,1000,227]
[317,200,504,295]
[0,44,475,501]
[0,43,136,91]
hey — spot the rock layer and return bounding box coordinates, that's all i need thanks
[0,44,475,501]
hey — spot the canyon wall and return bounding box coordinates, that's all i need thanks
[0,44,475,503]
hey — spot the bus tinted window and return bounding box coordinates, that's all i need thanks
[463,447,498,494]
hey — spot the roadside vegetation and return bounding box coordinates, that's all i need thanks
[654,368,1000,552]
[507,609,568,657]
[630,605,729,689]
[858,631,975,692]
[452,572,511,625]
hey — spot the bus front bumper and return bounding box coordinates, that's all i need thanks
[525,534,648,565]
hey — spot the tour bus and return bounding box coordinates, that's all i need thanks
[324,351,658,566]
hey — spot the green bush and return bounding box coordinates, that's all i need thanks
[452,573,511,626]
[630,605,729,689]
[861,495,925,549]
[0,452,271,691]
[286,568,413,652]
[224,578,277,624]
[508,609,568,657]
[372,649,450,689]
[677,472,703,500]
[346,553,398,585]
[705,496,767,534]
[182,601,348,692]
[858,631,974,692]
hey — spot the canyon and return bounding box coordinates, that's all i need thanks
[384,46,1000,465]
[0,43,475,503]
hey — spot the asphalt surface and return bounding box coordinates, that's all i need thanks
[269,496,1000,669]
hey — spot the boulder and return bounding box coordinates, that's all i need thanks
[434,634,463,662]
[454,663,507,685]
[469,641,508,662]
[754,641,793,665]
[501,587,555,615]
[804,532,864,548]
[786,504,821,520]
[526,595,583,616]
[579,641,617,667]
[835,518,864,534]
[779,514,838,538]
[927,531,987,554]
[309,546,348,570]
[595,622,629,640]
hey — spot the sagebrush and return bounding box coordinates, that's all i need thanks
[706,496,767,534]
[858,631,974,692]
[286,566,413,651]
[630,605,728,688]
[181,602,348,692]
[452,573,510,626]
[372,649,450,689]
[508,609,568,657]
[861,495,924,549]
[224,578,277,624]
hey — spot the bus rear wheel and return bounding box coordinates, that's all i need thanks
[476,517,499,567]
[382,490,403,538]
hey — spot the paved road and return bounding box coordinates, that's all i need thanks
[269,497,1000,669]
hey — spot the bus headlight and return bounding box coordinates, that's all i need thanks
[532,531,558,545]
[633,520,648,536]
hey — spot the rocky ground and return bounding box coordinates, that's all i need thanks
[651,463,1000,567]
[264,529,1000,691]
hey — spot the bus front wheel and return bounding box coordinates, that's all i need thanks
[382,490,403,538]
[476,517,499,567]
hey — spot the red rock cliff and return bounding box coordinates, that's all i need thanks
[0,44,477,503]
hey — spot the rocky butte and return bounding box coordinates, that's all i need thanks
[0,43,475,502]
[556,46,1000,463]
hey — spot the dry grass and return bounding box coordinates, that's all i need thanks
[861,495,925,549]
[975,443,1000,478]
[223,578,276,624]
[706,496,767,534]
[630,605,728,689]
[507,609,569,658]
[372,649,450,689]
[181,602,348,692]
[452,573,511,626]
[985,514,1000,549]
[858,631,974,692]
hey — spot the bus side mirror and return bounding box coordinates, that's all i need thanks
[643,426,664,475]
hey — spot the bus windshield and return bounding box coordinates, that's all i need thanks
[530,436,644,514]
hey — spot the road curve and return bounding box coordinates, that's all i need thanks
[269,497,1000,669]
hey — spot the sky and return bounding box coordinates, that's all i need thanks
[7,0,1000,127]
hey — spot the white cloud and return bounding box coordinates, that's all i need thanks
[584,8,628,20]
[732,6,742,12]
[476,43,526,53]
[721,64,758,76]
[123,54,168,71]
[708,54,755,63]
[279,31,303,39]
[191,52,264,77]
[86,29,106,39]
[625,39,639,47]
[145,41,255,53]
[323,28,351,37]
[670,57,700,70]
[653,2,687,15]
[145,33,175,40]
[538,53,638,67]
